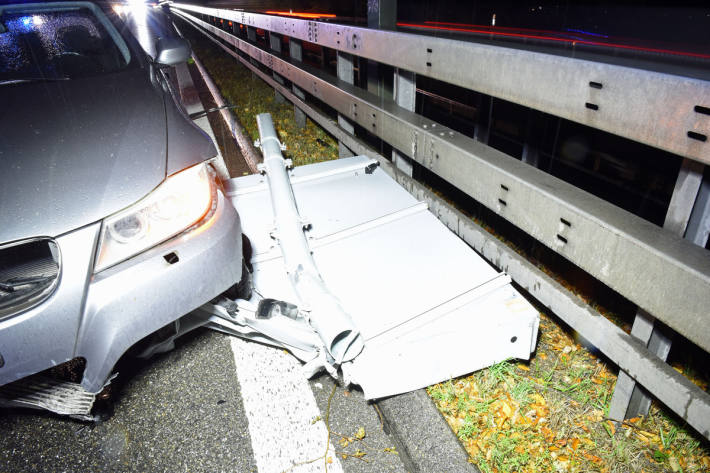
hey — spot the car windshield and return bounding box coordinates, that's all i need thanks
[0,3,132,81]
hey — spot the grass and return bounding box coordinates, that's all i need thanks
[428,312,710,473]
[458,415,478,440]
[510,379,534,409]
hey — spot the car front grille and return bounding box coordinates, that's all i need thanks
[0,238,60,321]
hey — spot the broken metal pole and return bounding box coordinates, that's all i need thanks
[190,52,260,173]
[255,113,364,364]
[173,20,260,173]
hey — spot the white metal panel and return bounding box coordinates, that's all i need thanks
[227,156,420,256]
[227,156,539,398]
[344,284,540,399]
[250,208,503,340]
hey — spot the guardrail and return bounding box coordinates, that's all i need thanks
[170,4,710,440]
[173,3,710,165]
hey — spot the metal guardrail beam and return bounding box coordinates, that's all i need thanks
[175,12,710,441]
[173,9,710,355]
[172,3,710,165]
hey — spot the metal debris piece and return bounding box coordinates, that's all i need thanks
[0,374,99,421]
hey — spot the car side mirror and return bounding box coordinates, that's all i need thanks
[155,37,191,66]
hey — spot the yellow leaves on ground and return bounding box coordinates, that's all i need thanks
[354,427,366,440]
[338,427,365,448]
[427,313,710,473]
[352,449,366,459]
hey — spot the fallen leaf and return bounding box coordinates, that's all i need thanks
[354,427,366,440]
[530,393,546,405]
[501,402,513,418]
[353,449,367,459]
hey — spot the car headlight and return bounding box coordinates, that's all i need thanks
[94,163,216,272]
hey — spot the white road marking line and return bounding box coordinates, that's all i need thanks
[230,337,345,473]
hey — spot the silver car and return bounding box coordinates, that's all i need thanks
[0,1,243,397]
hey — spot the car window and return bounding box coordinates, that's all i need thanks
[0,3,133,81]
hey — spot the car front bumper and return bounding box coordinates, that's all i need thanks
[0,188,242,393]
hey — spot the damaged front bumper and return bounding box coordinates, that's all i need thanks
[75,189,242,393]
[0,186,242,417]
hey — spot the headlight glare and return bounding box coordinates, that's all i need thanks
[95,163,215,272]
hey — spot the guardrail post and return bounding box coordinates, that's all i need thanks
[609,158,705,422]
[474,95,492,144]
[246,26,258,72]
[393,68,415,176]
[337,52,355,157]
[665,159,706,235]
[289,39,307,128]
[521,110,540,167]
[366,0,395,97]
[269,32,286,104]
[686,171,710,247]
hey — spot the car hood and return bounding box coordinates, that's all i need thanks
[0,69,167,244]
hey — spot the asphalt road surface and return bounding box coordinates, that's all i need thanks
[0,328,476,472]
